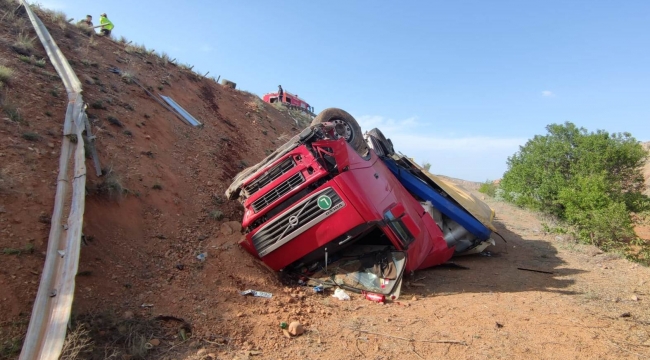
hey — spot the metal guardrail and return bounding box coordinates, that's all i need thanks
[18,1,90,359]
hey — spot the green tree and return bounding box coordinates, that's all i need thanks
[500,122,649,250]
[422,162,431,172]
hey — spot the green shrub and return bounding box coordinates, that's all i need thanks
[478,180,498,197]
[500,122,650,259]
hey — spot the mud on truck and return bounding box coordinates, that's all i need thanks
[226,108,497,300]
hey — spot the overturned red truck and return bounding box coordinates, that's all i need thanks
[226,108,496,299]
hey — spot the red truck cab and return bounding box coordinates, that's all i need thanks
[228,114,456,297]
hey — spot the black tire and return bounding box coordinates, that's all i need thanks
[367,128,395,156]
[311,108,368,156]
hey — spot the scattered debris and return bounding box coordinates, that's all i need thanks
[495,322,504,328]
[196,253,207,262]
[240,289,273,298]
[517,267,554,275]
[332,288,350,301]
[620,312,632,318]
[363,292,386,303]
[148,338,160,347]
[288,321,304,336]
[140,303,154,308]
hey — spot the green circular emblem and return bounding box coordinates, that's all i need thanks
[317,195,332,210]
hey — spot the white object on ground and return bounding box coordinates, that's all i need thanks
[332,288,351,301]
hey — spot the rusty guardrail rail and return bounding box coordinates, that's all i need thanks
[18,1,91,358]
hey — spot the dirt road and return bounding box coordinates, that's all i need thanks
[145,192,649,360]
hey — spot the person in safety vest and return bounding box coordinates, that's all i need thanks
[98,13,114,36]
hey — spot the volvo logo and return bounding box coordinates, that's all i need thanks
[288,215,299,227]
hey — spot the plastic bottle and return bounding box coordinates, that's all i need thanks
[363,291,386,303]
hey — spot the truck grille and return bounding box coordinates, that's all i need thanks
[251,172,305,213]
[252,187,345,257]
[244,157,296,196]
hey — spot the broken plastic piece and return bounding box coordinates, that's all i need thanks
[240,289,273,298]
[196,253,207,262]
[332,288,350,301]
[57,250,65,257]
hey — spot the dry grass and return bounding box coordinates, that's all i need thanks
[12,32,36,55]
[93,166,128,200]
[60,324,93,360]
[0,65,14,83]
[71,312,184,359]
[121,71,134,84]
[75,22,93,36]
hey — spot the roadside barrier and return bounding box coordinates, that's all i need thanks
[18,1,93,358]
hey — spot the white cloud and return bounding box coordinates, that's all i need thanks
[355,114,526,181]
[199,45,213,53]
[541,90,555,97]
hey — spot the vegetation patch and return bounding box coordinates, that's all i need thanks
[478,180,498,197]
[500,122,650,263]
[93,167,128,200]
[3,104,26,124]
[107,116,123,127]
[68,312,187,359]
[12,32,35,56]
[0,65,14,84]
[121,71,134,84]
[75,22,93,36]
[210,209,224,220]
[2,243,34,256]
[21,132,40,142]
[90,100,106,110]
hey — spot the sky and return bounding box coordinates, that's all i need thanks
[37,0,650,181]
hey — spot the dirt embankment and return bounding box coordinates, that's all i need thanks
[0,4,305,357]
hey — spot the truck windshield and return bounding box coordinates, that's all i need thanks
[308,249,406,295]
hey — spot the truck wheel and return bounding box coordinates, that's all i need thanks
[367,128,395,156]
[311,108,368,156]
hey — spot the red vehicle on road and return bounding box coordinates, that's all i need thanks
[227,108,495,298]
